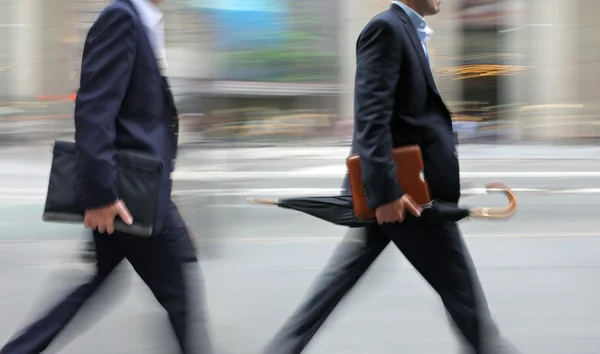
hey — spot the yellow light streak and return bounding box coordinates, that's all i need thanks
[435,64,531,80]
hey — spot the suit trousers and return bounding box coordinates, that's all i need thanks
[264,221,513,354]
[1,203,212,354]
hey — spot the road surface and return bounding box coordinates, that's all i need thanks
[0,146,599,353]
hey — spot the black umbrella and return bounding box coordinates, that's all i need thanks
[247,182,517,227]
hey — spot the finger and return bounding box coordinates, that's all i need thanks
[405,202,421,217]
[90,221,98,231]
[407,194,420,208]
[83,217,91,229]
[395,212,405,223]
[117,203,133,225]
[106,221,115,235]
[97,223,106,234]
[403,196,421,217]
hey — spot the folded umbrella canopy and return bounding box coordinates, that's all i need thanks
[247,182,517,227]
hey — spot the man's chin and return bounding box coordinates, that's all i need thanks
[426,6,440,16]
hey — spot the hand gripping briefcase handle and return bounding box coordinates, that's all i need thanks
[346,145,431,220]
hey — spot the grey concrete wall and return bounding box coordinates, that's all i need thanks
[8,0,43,100]
[39,0,78,97]
[574,0,600,138]
[0,0,11,99]
[2,0,102,100]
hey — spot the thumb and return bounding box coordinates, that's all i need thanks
[116,201,133,225]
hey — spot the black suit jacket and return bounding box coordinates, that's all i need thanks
[74,0,178,235]
[349,4,460,208]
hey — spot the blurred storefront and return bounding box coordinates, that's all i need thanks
[447,0,525,143]
[433,0,600,143]
[514,0,600,142]
[459,0,600,143]
[171,0,343,143]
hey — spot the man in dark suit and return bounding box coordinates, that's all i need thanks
[264,1,517,353]
[1,1,212,353]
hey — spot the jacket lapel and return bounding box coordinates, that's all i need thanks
[119,0,177,111]
[390,5,440,97]
[119,0,165,81]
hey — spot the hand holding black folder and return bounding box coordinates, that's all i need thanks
[83,199,133,235]
[42,140,164,237]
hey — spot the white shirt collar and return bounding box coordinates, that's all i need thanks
[129,0,163,28]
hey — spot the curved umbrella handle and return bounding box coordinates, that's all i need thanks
[469,182,517,218]
[246,198,280,205]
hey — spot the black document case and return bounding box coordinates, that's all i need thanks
[42,140,164,237]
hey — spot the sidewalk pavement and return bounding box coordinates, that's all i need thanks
[176,144,600,160]
[1,144,599,164]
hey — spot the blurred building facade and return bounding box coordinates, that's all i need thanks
[511,0,600,141]
[2,0,600,143]
[0,0,75,100]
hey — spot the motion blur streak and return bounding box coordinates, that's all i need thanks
[1,0,600,353]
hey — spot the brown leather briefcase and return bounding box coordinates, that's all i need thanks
[346,145,431,220]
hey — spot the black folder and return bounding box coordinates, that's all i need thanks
[42,140,164,237]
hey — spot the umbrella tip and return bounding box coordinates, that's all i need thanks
[246,198,279,205]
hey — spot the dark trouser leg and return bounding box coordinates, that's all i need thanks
[1,232,125,354]
[381,221,502,354]
[264,224,390,354]
[124,203,212,354]
[443,235,515,354]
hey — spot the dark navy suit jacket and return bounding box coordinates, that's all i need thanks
[348,4,460,208]
[74,0,178,235]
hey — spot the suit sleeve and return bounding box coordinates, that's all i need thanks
[353,19,403,209]
[74,8,137,209]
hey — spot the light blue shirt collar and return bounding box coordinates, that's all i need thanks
[391,1,426,30]
[391,1,434,64]
[391,1,433,42]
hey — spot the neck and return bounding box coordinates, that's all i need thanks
[398,0,425,17]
